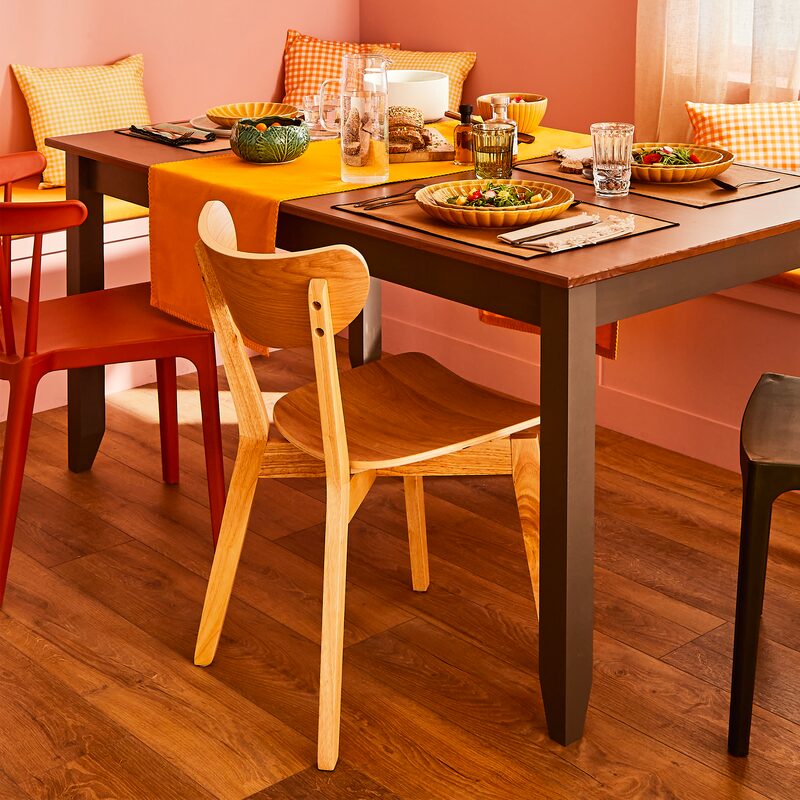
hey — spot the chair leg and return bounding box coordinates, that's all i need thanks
[318,479,351,771]
[156,357,179,485]
[511,435,541,618]
[0,373,39,606]
[728,469,774,757]
[403,475,430,591]
[193,346,226,543]
[194,442,261,667]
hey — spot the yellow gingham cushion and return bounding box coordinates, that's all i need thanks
[685,101,800,170]
[282,30,400,108]
[371,47,477,112]
[11,54,151,187]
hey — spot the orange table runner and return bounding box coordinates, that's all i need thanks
[148,122,618,353]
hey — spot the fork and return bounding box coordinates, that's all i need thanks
[354,184,427,208]
[710,176,780,191]
[357,196,417,210]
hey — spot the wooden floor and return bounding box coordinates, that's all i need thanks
[0,345,798,799]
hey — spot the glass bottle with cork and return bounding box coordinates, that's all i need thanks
[488,95,518,163]
[453,103,474,166]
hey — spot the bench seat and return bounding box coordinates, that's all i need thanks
[12,179,148,224]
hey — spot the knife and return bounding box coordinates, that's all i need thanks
[444,111,536,144]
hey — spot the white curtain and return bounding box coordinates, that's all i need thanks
[636,0,800,140]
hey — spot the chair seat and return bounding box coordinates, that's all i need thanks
[741,372,800,466]
[2,282,209,366]
[273,352,540,471]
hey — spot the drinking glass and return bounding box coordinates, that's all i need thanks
[302,94,339,140]
[590,122,634,197]
[472,122,515,180]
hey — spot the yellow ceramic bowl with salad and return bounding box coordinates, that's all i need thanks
[630,143,734,183]
[416,179,573,228]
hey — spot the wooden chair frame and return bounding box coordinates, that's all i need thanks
[193,201,541,770]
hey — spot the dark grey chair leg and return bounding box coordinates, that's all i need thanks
[728,467,774,756]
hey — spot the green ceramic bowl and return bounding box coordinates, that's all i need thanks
[230,116,310,164]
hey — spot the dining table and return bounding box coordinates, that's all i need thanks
[46,127,800,748]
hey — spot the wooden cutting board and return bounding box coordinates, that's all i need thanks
[389,127,455,163]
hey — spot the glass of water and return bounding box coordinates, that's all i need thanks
[472,122,515,180]
[302,94,339,140]
[590,122,634,197]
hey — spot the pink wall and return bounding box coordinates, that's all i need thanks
[359,0,638,132]
[1,0,360,154]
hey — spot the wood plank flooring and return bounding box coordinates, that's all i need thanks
[0,344,798,799]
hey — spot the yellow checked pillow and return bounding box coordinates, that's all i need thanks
[685,100,800,170]
[371,46,477,112]
[12,54,151,187]
[282,30,400,108]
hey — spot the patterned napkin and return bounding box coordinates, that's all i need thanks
[499,214,636,252]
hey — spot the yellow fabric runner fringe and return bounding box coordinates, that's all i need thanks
[148,121,591,335]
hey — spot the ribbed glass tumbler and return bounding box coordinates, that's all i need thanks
[590,122,634,197]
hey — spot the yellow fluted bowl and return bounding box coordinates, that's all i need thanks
[476,93,548,134]
[630,143,734,183]
[206,101,298,129]
[415,180,573,228]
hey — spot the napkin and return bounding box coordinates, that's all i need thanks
[129,124,216,146]
[553,146,593,164]
[499,214,636,252]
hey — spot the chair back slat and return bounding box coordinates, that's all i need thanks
[197,201,370,351]
[0,199,86,357]
[0,151,46,188]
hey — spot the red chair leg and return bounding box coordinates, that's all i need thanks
[156,357,179,485]
[192,342,226,544]
[0,372,40,606]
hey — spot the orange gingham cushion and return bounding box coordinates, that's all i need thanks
[685,101,800,170]
[11,54,150,187]
[282,30,400,107]
[371,47,477,112]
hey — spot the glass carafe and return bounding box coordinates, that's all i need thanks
[320,53,390,183]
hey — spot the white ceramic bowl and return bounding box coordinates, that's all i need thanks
[387,70,449,122]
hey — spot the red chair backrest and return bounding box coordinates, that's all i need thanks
[0,180,86,357]
[0,151,46,202]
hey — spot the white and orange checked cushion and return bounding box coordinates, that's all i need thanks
[685,101,800,170]
[371,47,477,112]
[12,54,151,187]
[282,30,400,108]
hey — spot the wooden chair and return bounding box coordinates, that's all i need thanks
[193,200,542,770]
[729,372,800,756]
[0,151,226,605]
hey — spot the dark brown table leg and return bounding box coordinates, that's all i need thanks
[349,277,382,367]
[65,154,105,472]
[538,282,597,744]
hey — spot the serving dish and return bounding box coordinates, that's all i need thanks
[207,101,297,129]
[476,93,548,133]
[230,117,310,164]
[416,179,573,228]
[387,70,449,122]
[630,143,734,183]
[430,183,552,210]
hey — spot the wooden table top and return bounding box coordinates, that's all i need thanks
[47,129,800,289]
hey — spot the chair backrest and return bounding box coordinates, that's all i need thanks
[0,198,87,357]
[195,200,370,476]
[197,201,370,350]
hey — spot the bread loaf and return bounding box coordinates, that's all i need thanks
[388,105,424,129]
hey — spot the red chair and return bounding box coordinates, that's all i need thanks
[0,151,225,604]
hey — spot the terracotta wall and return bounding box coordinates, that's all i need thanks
[359,0,638,132]
[1,0,360,154]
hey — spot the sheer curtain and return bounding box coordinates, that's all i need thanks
[636,0,800,140]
